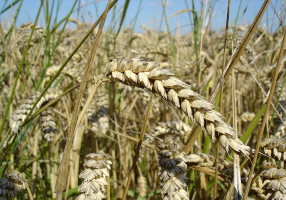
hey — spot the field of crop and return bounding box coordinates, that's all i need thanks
[1,0,286,199]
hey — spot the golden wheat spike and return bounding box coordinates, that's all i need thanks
[11,88,61,134]
[40,107,56,142]
[76,150,112,200]
[157,136,189,200]
[104,57,254,157]
[258,164,286,199]
[0,171,26,199]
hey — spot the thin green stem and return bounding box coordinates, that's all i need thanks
[122,95,153,199]
[36,0,78,89]
[191,0,199,77]
[161,0,176,67]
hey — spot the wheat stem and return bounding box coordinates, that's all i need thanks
[242,15,285,200]
[55,0,111,196]
[122,94,153,199]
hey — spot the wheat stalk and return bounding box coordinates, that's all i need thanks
[104,57,254,157]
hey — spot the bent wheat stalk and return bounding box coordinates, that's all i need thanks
[104,57,254,157]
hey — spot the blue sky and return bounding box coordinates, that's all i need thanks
[0,0,284,34]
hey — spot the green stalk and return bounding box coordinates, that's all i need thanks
[0,135,16,177]
[4,0,23,44]
[0,0,21,14]
[191,0,199,76]
[36,0,78,90]
[116,0,130,37]
[240,104,267,143]
[229,0,242,53]
[161,0,176,67]
[127,0,142,53]
[0,121,32,177]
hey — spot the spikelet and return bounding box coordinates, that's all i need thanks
[137,175,147,197]
[185,154,204,165]
[257,162,286,199]
[0,171,26,200]
[76,151,112,200]
[260,137,286,161]
[46,60,86,84]
[39,107,56,142]
[188,153,217,168]
[17,23,44,46]
[16,22,45,61]
[240,112,255,122]
[150,121,192,139]
[10,88,61,134]
[104,57,254,157]
[185,152,251,181]
[274,117,286,138]
[157,136,189,200]
[140,121,192,160]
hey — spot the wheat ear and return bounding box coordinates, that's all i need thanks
[10,88,61,134]
[258,162,286,199]
[157,136,189,200]
[104,57,254,157]
[260,137,286,161]
[39,106,56,142]
[76,150,112,200]
[0,171,26,199]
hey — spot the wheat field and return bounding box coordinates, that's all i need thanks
[1,0,286,199]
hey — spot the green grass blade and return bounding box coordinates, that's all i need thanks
[240,103,267,143]
[161,0,176,67]
[127,190,146,200]
[116,0,130,37]
[4,0,23,44]
[0,0,21,14]
[36,0,78,90]
[13,121,33,151]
